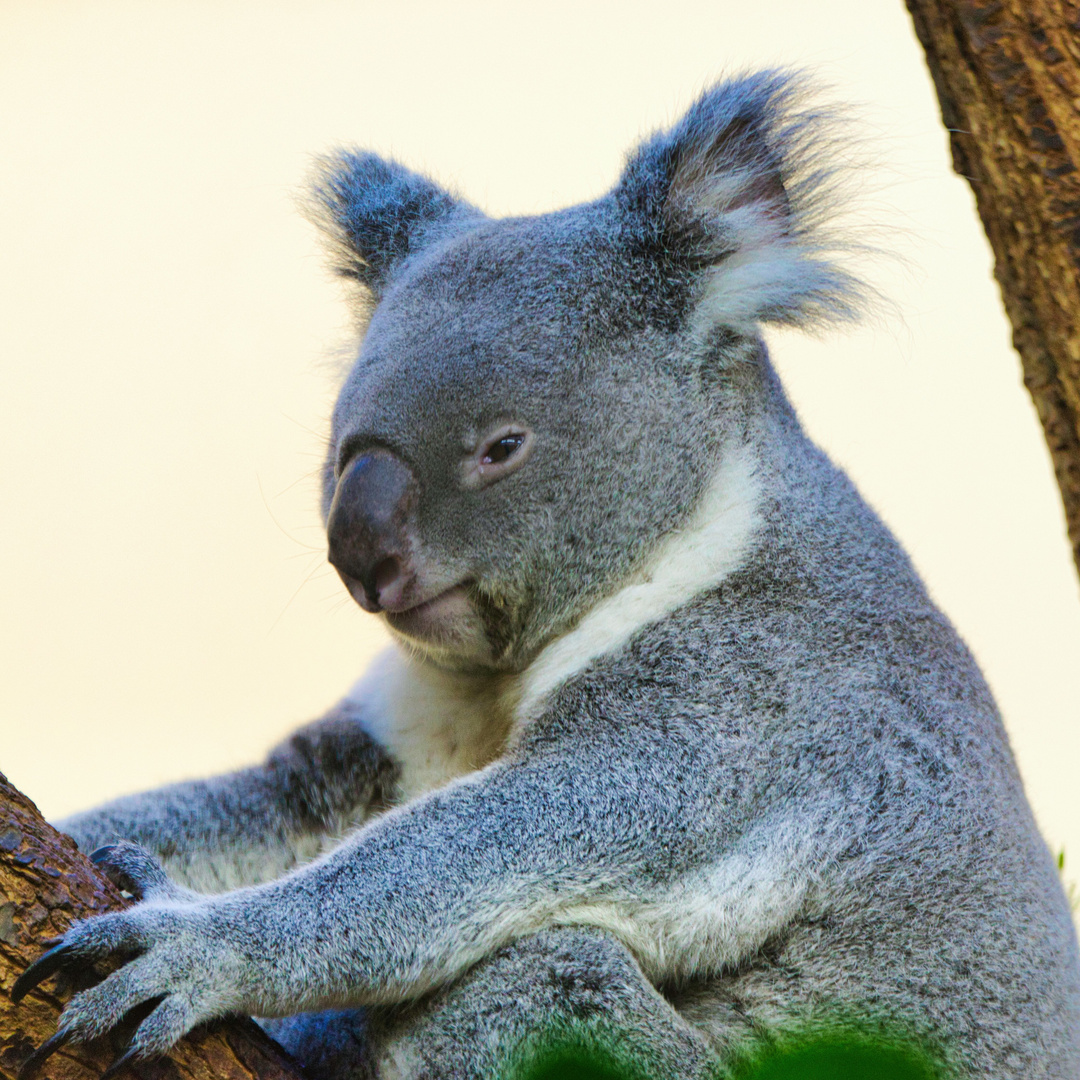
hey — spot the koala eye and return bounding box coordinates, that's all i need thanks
[462,425,534,489]
[482,434,526,465]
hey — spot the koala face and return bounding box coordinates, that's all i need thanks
[324,210,723,671]
[314,73,861,672]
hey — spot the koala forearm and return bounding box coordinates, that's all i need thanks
[206,770,605,1010]
[58,770,315,891]
[203,750,781,1014]
[58,702,399,892]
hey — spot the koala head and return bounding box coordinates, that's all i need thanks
[310,71,861,673]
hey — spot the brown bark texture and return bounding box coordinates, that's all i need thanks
[0,773,304,1080]
[905,0,1080,577]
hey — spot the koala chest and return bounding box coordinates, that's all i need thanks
[346,646,517,803]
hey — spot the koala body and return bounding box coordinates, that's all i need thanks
[39,72,1080,1079]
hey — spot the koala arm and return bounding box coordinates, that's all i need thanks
[17,721,799,1061]
[55,700,399,892]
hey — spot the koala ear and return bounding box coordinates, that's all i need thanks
[308,152,481,297]
[615,71,864,332]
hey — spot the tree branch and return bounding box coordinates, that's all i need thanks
[905,0,1080,578]
[0,773,304,1080]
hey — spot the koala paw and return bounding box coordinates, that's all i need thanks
[13,845,241,1072]
[89,840,197,902]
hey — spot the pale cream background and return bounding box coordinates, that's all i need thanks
[1,2,1078,892]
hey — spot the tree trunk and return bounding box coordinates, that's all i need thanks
[905,0,1080,578]
[0,773,303,1080]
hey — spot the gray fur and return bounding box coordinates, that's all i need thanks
[43,71,1079,1078]
[263,929,718,1080]
[59,701,398,892]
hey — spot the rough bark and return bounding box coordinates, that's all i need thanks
[0,773,304,1080]
[905,0,1080,577]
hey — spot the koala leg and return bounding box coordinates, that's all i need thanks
[268,928,720,1080]
[261,1009,376,1080]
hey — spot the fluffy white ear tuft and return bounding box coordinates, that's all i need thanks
[616,70,868,334]
[305,152,482,300]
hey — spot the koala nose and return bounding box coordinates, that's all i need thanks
[326,451,417,612]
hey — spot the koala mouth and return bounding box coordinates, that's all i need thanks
[338,567,492,659]
[383,582,475,641]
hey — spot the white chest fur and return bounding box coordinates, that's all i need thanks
[347,648,517,802]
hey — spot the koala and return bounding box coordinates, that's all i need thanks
[15,71,1080,1079]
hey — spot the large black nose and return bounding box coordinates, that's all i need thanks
[326,451,417,612]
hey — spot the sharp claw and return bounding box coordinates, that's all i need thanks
[99,1046,139,1080]
[89,847,140,897]
[11,943,78,1003]
[17,1030,71,1080]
